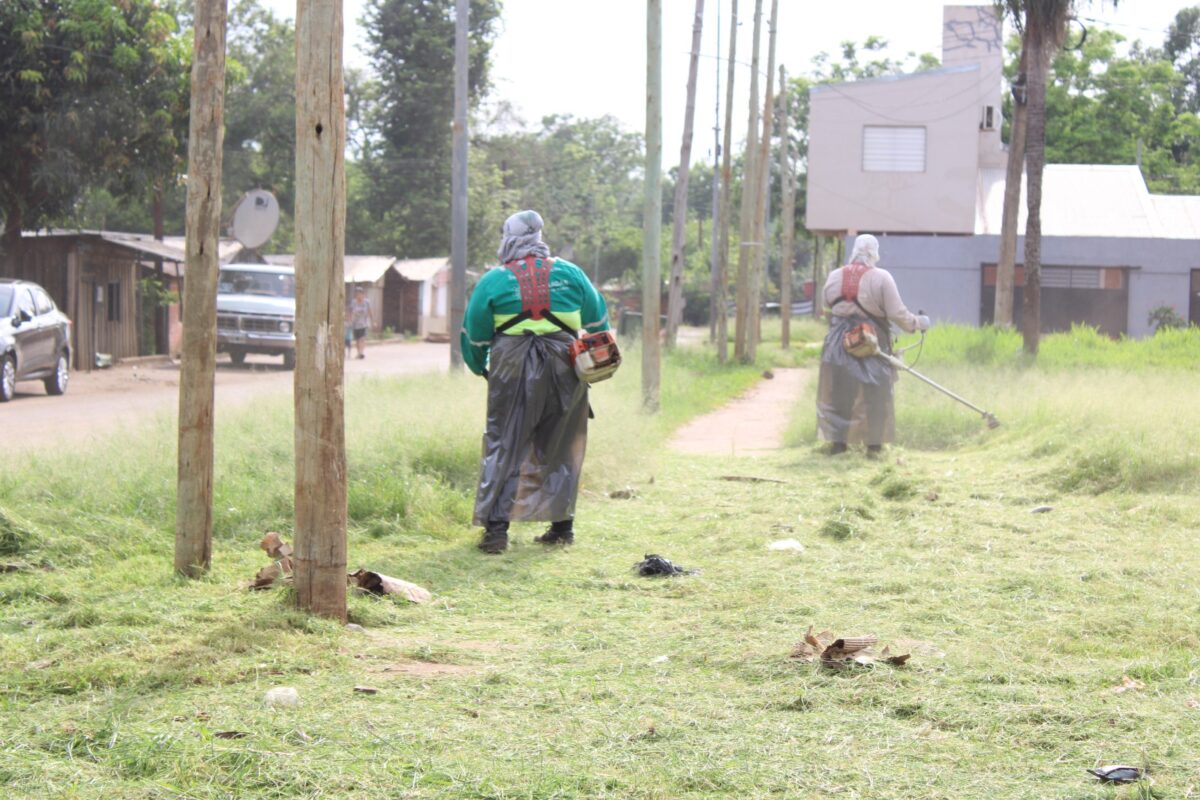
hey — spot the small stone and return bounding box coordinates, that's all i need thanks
[1031,505,1054,514]
[650,655,670,664]
[344,623,366,633]
[767,539,805,552]
[263,687,300,708]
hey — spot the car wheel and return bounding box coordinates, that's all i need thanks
[282,351,296,370]
[1,355,15,402]
[44,351,69,395]
[229,348,247,366]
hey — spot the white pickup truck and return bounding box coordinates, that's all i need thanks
[216,263,296,369]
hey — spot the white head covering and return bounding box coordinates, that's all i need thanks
[849,234,881,266]
[497,209,552,264]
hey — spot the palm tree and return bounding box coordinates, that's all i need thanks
[1004,0,1113,354]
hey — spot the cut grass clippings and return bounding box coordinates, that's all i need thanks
[2,331,1200,798]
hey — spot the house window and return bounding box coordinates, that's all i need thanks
[107,282,121,322]
[862,126,926,173]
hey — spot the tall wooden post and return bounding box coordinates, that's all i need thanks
[665,0,705,348]
[642,0,663,412]
[715,0,738,363]
[745,0,777,364]
[175,0,227,578]
[294,0,348,620]
[707,0,722,345]
[449,0,469,369]
[733,0,762,362]
[778,65,794,350]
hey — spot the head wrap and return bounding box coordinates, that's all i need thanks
[849,234,881,267]
[497,209,552,264]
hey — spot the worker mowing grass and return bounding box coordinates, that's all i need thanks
[461,210,614,554]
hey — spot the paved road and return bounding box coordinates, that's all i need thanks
[2,340,450,453]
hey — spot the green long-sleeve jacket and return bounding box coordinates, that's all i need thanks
[460,257,610,376]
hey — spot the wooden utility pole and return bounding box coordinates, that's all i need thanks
[745,0,777,364]
[665,0,705,348]
[642,0,662,411]
[449,0,469,369]
[175,0,227,578]
[715,0,738,363]
[707,0,722,346]
[995,43,1028,328]
[778,64,795,350]
[294,0,348,620]
[733,0,763,362]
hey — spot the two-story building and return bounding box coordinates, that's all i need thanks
[806,4,1200,337]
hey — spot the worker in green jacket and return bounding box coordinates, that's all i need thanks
[461,210,611,554]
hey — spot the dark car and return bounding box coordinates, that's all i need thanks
[0,279,72,402]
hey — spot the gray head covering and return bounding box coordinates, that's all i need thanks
[850,234,881,266]
[497,209,552,264]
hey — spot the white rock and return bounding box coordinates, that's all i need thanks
[767,539,805,552]
[650,655,670,664]
[264,686,300,708]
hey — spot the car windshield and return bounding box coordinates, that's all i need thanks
[0,285,12,316]
[218,270,295,298]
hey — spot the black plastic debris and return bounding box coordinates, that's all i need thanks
[635,554,695,577]
[1087,765,1143,784]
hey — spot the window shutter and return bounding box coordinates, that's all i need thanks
[862,126,926,173]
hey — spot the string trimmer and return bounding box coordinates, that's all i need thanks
[872,329,1000,429]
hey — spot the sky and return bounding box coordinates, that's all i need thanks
[263,0,1190,161]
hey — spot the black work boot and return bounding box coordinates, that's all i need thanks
[827,441,848,456]
[477,521,509,554]
[534,519,574,546]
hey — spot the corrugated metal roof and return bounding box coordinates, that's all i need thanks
[344,255,397,284]
[976,164,1198,239]
[159,235,245,262]
[395,257,449,282]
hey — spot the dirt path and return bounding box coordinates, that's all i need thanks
[2,340,449,453]
[668,368,810,457]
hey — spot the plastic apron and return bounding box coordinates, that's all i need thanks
[473,331,589,525]
[816,313,897,445]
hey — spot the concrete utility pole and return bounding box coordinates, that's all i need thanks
[665,0,705,348]
[733,0,762,362]
[746,0,778,364]
[642,0,663,412]
[175,0,227,578]
[449,0,469,369]
[778,64,795,350]
[294,0,348,621]
[715,0,738,364]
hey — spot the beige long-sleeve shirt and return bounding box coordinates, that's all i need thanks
[823,264,921,333]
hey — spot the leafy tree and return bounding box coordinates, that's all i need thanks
[0,0,188,251]
[1165,6,1200,114]
[354,0,501,260]
[477,114,645,284]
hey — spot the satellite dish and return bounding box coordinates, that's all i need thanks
[230,189,280,250]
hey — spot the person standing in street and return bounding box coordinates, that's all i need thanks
[461,210,611,554]
[349,285,373,359]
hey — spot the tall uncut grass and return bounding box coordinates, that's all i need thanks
[791,324,1200,495]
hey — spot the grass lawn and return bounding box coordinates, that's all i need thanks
[2,327,1199,799]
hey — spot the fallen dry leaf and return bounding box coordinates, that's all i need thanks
[719,475,787,484]
[260,532,293,559]
[214,731,250,739]
[790,626,911,668]
[1110,675,1145,694]
[27,658,54,670]
[349,569,433,604]
[1186,698,1199,709]
[250,559,293,590]
[353,685,381,695]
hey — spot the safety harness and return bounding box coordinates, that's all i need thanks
[831,262,887,359]
[492,256,622,383]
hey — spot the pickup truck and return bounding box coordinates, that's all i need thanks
[217,264,296,369]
